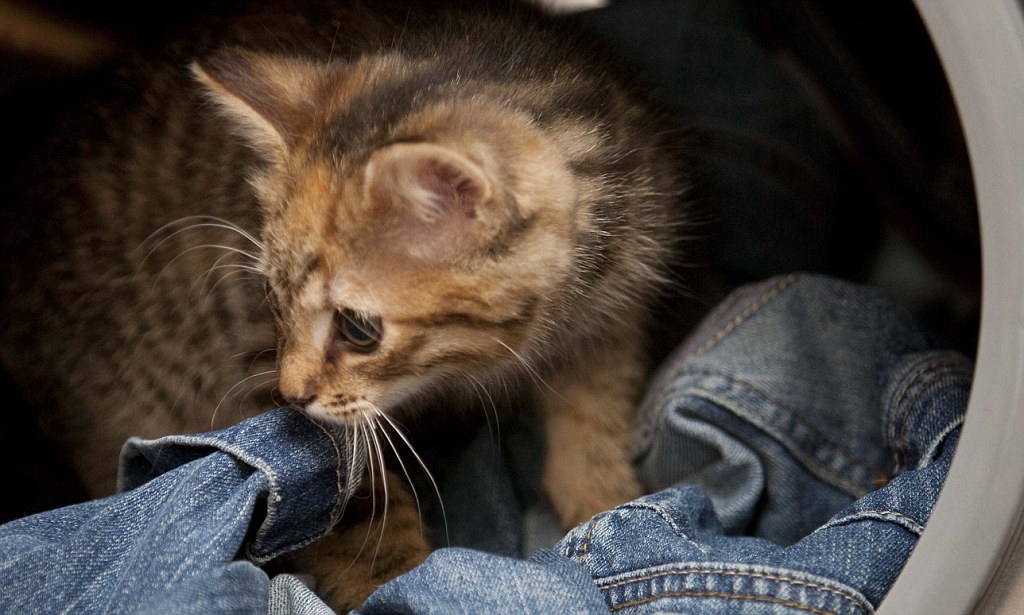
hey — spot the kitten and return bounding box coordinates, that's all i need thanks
[1,0,689,608]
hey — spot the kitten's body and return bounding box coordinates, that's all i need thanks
[1,0,688,607]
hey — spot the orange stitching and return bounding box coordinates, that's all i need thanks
[731,375,873,471]
[674,370,877,496]
[608,590,847,614]
[598,567,865,608]
[578,518,597,564]
[897,363,967,449]
[693,274,797,358]
[639,275,796,448]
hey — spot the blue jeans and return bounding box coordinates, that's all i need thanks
[0,274,971,614]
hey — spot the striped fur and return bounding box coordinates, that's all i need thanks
[1,0,690,608]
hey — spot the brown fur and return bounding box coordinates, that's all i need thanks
[1,0,690,609]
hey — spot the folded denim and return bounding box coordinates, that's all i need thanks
[0,273,971,614]
[362,273,970,615]
[0,408,359,614]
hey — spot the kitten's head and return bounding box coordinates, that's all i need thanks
[194,49,582,424]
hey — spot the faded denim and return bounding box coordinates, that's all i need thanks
[362,273,970,614]
[0,409,360,614]
[0,273,971,614]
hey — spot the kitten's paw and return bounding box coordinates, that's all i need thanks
[308,523,431,612]
[290,471,432,611]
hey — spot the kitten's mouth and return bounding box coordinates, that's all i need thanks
[297,394,377,426]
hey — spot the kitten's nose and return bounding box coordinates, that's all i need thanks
[279,374,319,408]
[278,349,321,408]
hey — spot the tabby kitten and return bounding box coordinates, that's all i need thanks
[1,0,688,608]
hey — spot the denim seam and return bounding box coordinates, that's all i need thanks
[897,367,968,455]
[666,371,877,496]
[729,373,874,473]
[247,415,350,562]
[299,414,349,526]
[638,274,798,450]
[671,277,780,361]
[616,502,710,554]
[598,567,868,608]
[151,437,282,550]
[889,359,971,473]
[639,275,796,446]
[688,274,797,360]
[886,356,965,446]
[918,417,964,470]
[813,509,925,536]
[608,591,850,615]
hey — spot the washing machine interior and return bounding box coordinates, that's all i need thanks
[0,1,1018,612]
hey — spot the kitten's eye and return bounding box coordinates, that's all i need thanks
[335,308,382,353]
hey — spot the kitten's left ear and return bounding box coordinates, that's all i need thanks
[365,142,503,258]
[192,49,325,162]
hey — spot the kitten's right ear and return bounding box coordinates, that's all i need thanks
[192,49,324,162]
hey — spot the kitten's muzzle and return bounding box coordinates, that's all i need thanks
[283,391,316,409]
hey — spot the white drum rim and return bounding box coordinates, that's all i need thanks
[882,1,1024,612]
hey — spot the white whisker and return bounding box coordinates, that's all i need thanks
[235,372,279,415]
[367,417,390,566]
[134,242,263,294]
[189,261,257,305]
[370,407,425,537]
[210,369,278,429]
[373,407,449,546]
[134,217,263,284]
[199,271,262,310]
[188,253,240,302]
[230,347,276,368]
[492,338,564,401]
[139,215,264,252]
[344,423,378,572]
[338,424,363,522]
[464,373,501,450]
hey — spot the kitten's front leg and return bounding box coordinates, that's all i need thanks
[541,338,647,529]
[289,470,431,612]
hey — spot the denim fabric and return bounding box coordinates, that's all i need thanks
[362,273,970,614]
[0,409,359,614]
[0,273,970,614]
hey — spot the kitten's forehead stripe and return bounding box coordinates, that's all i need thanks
[318,70,456,160]
[395,293,539,331]
[360,347,498,382]
[298,255,323,288]
[397,312,527,331]
[314,51,600,166]
[483,208,538,259]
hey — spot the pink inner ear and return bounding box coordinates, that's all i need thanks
[367,142,491,224]
[418,157,484,221]
[365,142,495,260]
